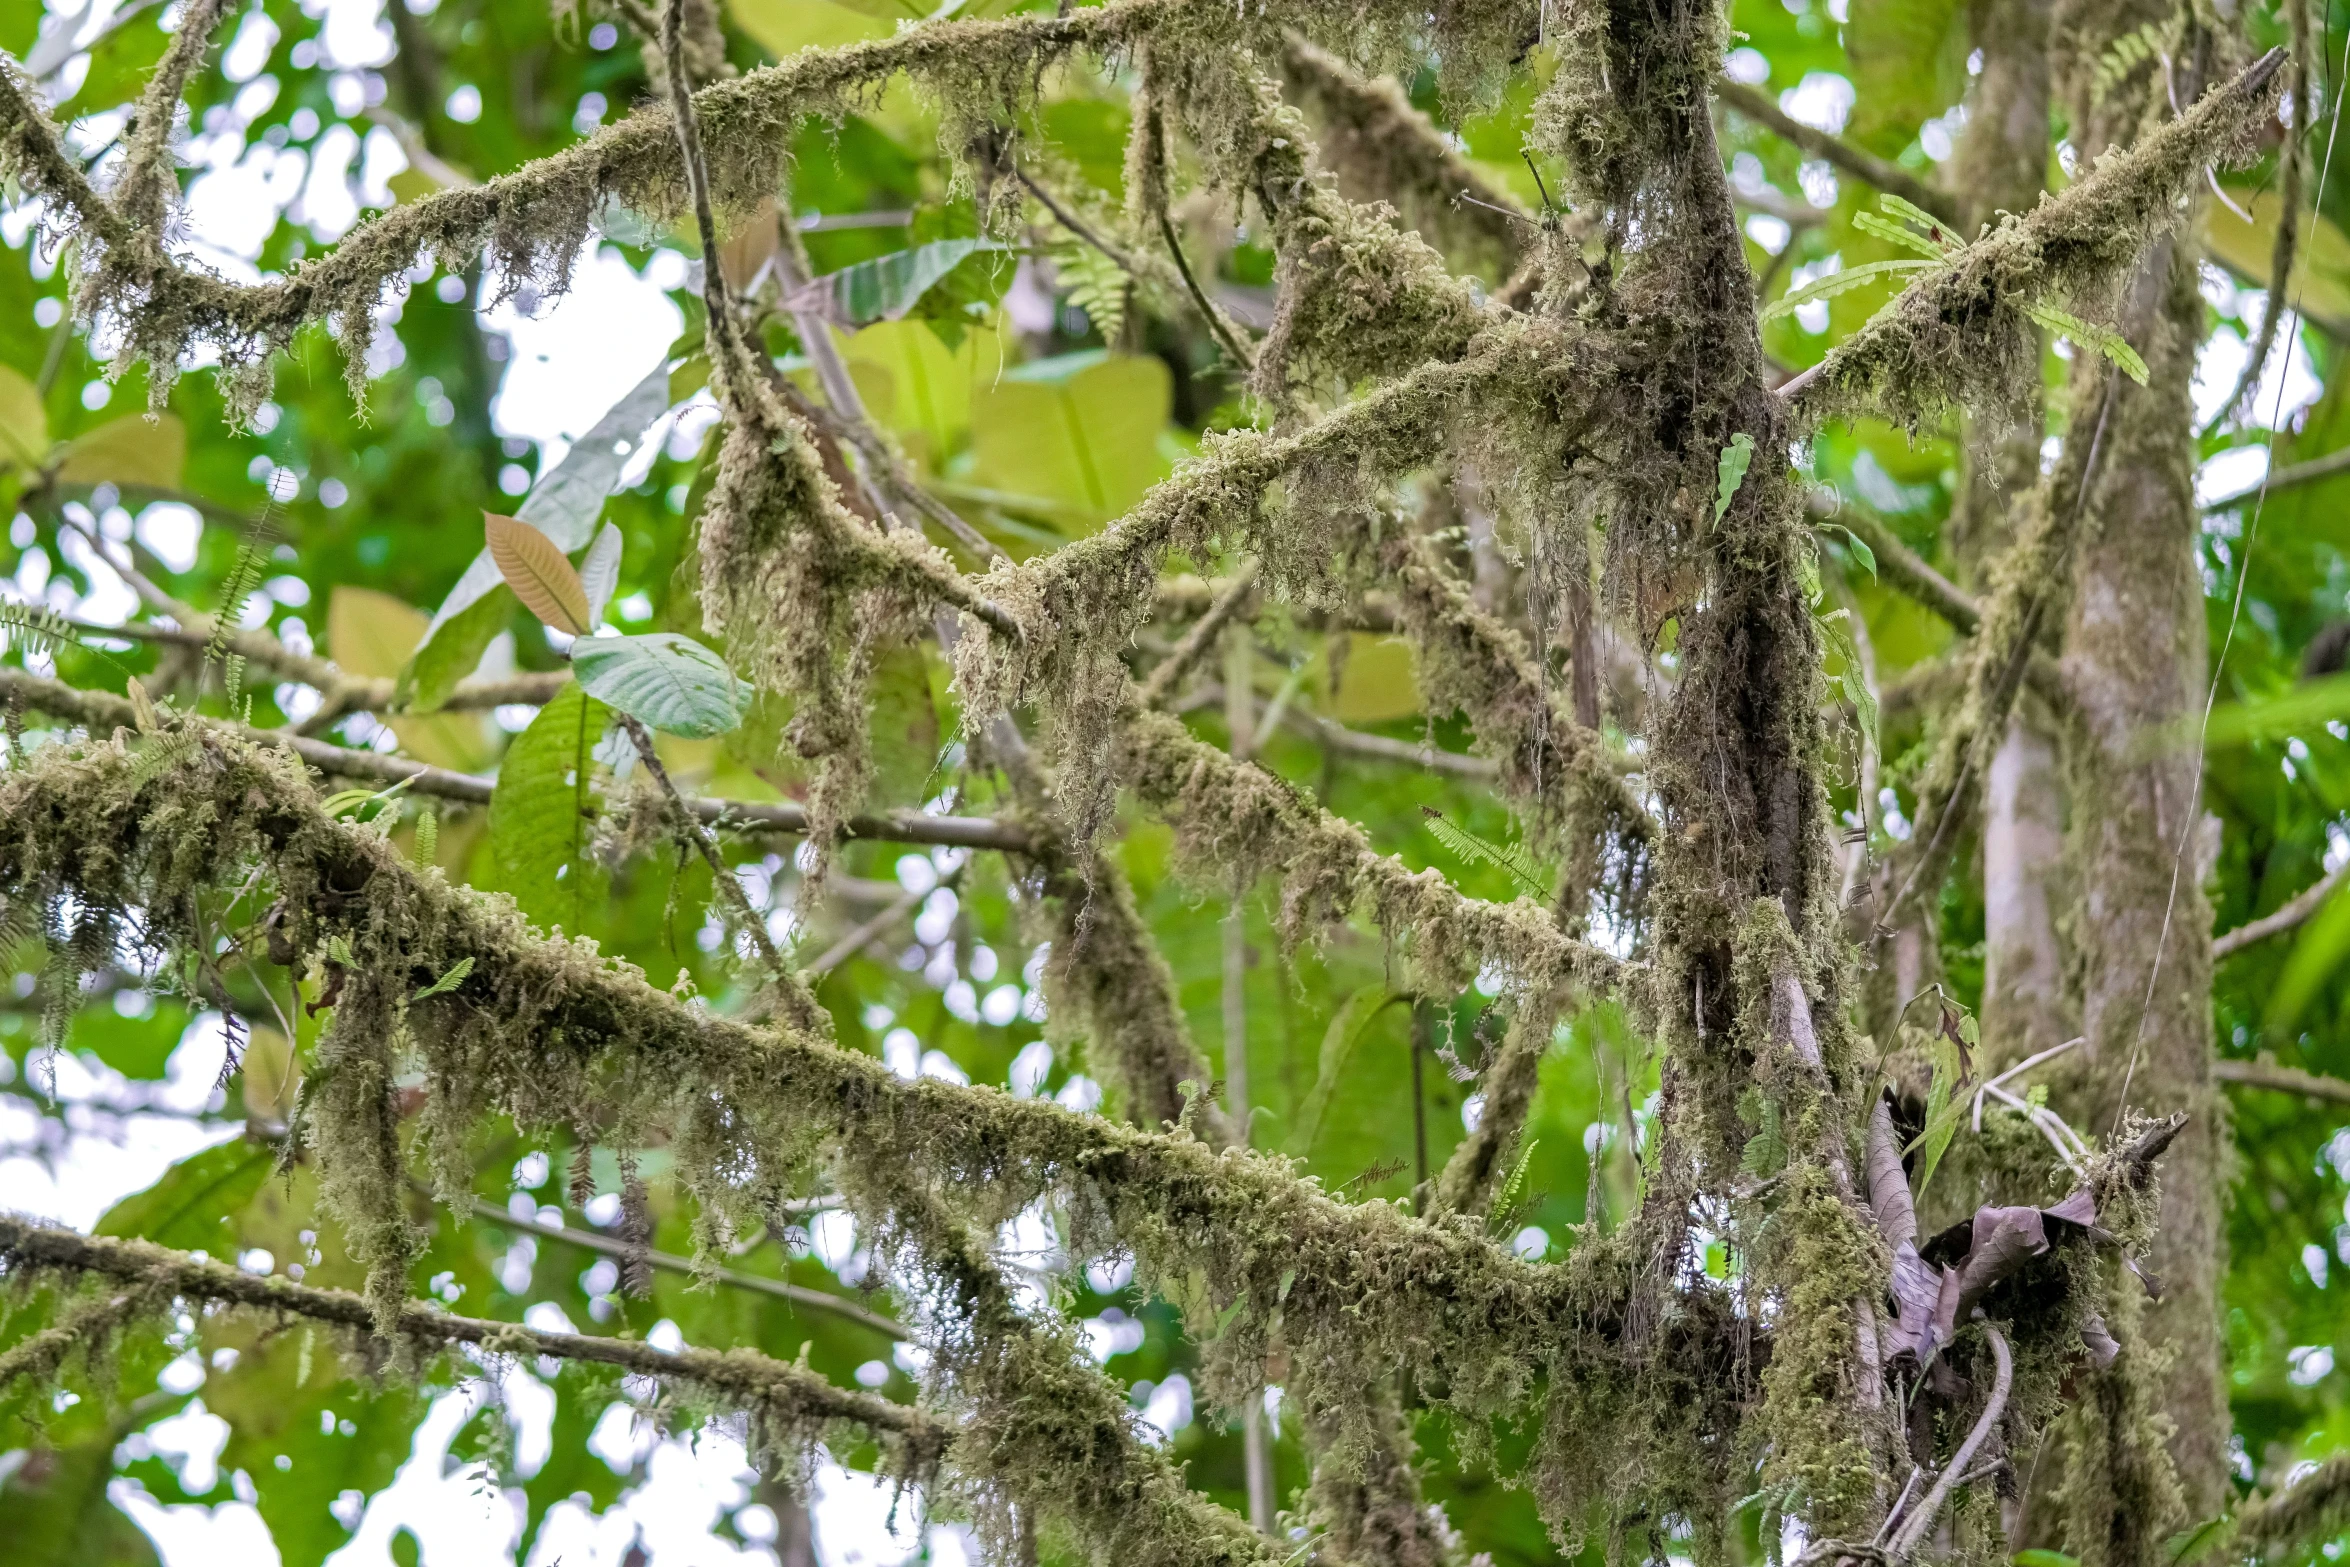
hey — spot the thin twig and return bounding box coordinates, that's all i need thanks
[1887,1323,2012,1558]
[464,1197,906,1339]
[1970,1036,2082,1132]
[1713,77,1960,226]
[2212,1057,2350,1104]
[1156,208,1258,370]
[1140,560,1261,709]
[805,883,927,975]
[2212,861,2350,957]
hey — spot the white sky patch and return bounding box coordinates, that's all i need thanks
[480,244,684,470]
[2194,310,2323,431]
[1778,72,1855,134]
[2197,444,2269,508]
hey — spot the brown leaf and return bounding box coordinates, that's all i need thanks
[1954,1204,2051,1317]
[485,513,591,635]
[720,194,780,292]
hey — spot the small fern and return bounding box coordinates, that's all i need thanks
[2090,21,2167,106]
[1714,433,1756,524]
[1053,237,1130,344]
[1496,1136,1541,1217]
[205,544,266,675]
[413,807,439,870]
[1420,806,1550,897]
[0,599,81,661]
[2023,301,2149,384]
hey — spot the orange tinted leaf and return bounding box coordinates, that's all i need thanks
[484,513,591,635]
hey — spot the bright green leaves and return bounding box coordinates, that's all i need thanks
[1291,985,1405,1154]
[1765,195,2150,383]
[1763,258,1941,322]
[571,633,746,739]
[1714,432,1756,523]
[788,238,1006,327]
[490,682,610,933]
[968,350,1175,527]
[0,363,49,470]
[96,1138,276,1251]
[1898,987,1980,1196]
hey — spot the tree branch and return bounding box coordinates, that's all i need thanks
[1713,77,1959,227]
[2210,1058,2350,1105]
[463,1196,906,1338]
[0,1215,941,1454]
[0,666,1038,852]
[2212,862,2350,958]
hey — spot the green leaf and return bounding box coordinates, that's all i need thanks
[55,412,185,489]
[2015,1552,2083,1567]
[1291,985,1405,1155]
[1852,209,1949,260]
[96,1138,275,1250]
[2203,671,2350,749]
[1761,258,1938,321]
[2267,874,2350,1031]
[411,955,473,1001]
[1817,608,1878,756]
[791,239,1006,327]
[571,632,746,738]
[0,1426,162,1567]
[0,362,49,468]
[969,351,1175,527]
[1876,194,1965,251]
[1824,523,1877,580]
[2022,301,2149,385]
[1714,432,1756,524]
[490,681,610,932]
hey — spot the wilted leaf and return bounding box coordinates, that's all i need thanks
[486,513,592,635]
[571,631,745,738]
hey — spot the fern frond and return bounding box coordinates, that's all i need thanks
[0,598,81,660]
[1761,259,1938,321]
[205,545,266,672]
[1420,807,1550,897]
[1497,1136,1541,1217]
[1851,210,1949,260]
[1053,237,1130,344]
[1874,195,1965,252]
[2022,301,2149,384]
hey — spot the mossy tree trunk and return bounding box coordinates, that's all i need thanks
[2051,19,2231,1548]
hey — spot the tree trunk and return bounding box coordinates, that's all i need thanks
[2040,183,2227,1558]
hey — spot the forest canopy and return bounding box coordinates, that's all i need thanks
[2,0,2350,1563]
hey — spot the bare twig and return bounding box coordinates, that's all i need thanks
[2212,862,2350,958]
[1140,561,1261,708]
[2211,1057,2350,1104]
[1887,1323,2013,1558]
[1713,77,1960,227]
[464,1197,906,1339]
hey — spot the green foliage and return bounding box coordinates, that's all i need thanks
[489,682,610,931]
[571,632,746,737]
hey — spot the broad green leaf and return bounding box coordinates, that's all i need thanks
[1331,632,1422,722]
[969,351,1174,526]
[2203,671,2350,749]
[328,587,495,770]
[572,632,746,738]
[727,0,891,56]
[96,1137,275,1250]
[2015,1551,2083,1567]
[2268,875,2350,1031]
[1291,985,1404,1155]
[517,363,674,549]
[867,643,942,807]
[0,1427,162,1567]
[0,362,48,467]
[840,316,1006,469]
[790,238,1005,326]
[69,997,190,1081]
[54,412,185,489]
[58,5,169,115]
[1844,0,1967,142]
[491,681,610,933]
[398,570,508,713]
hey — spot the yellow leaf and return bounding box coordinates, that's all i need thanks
[485,512,591,635]
[1331,633,1422,723]
[2202,186,2350,339]
[727,0,891,57]
[328,586,497,770]
[0,364,48,469]
[55,412,186,490]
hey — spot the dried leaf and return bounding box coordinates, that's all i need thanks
[485,513,592,636]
